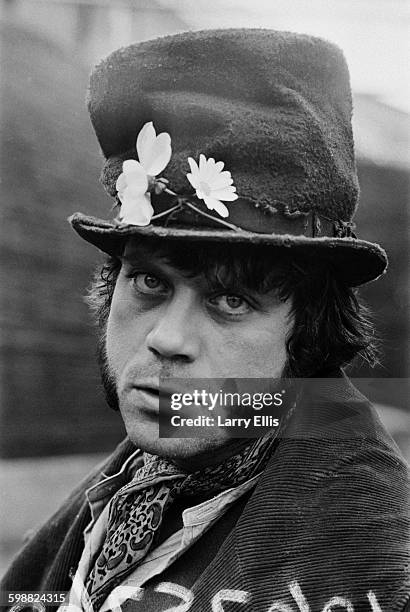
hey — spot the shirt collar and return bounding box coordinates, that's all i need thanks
[85,448,142,521]
[181,472,260,528]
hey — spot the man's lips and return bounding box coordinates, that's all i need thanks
[135,384,159,395]
[130,383,178,415]
[133,381,180,397]
[130,386,160,414]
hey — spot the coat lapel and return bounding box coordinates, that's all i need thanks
[0,437,137,598]
[188,375,410,611]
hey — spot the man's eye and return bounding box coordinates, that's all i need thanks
[210,294,251,315]
[132,273,167,294]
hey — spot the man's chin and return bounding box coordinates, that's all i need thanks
[126,431,249,471]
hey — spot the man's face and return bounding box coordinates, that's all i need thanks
[105,240,293,468]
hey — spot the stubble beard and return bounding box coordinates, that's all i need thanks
[97,329,120,411]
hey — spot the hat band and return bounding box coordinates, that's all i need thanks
[144,196,357,239]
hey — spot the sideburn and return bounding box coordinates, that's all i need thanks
[97,328,120,411]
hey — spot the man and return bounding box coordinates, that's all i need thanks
[1,29,409,612]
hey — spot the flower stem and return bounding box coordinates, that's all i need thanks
[151,204,181,220]
[160,188,242,231]
[184,202,242,232]
[164,187,179,197]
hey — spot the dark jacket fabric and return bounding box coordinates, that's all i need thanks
[1,374,409,612]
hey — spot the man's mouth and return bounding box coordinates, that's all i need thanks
[129,383,161,414]
[132,382,179,416]
[136,385,159,397]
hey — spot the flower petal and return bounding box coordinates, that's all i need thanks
[123,159,146,175]
[210,189,238,201]
[142,132,172,176]
[127,169,149,189]
[213,200,230,218]
[203,197,230,218]
[201,158,217,182]
[199,154,207,172]
[216,170,234,182]
[115,172,128,194]
[203,159,233,184]
[136,122,156,162]
[187,157,199,175]
[201,196,219,211]
[195,188,206,200]
[120,193,154,226]
[186,172,200,190]
[207,176,234,190]
[125,176,149,196]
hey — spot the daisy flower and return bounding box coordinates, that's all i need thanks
[116,122,172,226]
[186,154,238,218]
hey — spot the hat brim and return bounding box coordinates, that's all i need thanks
[69,213,388,287]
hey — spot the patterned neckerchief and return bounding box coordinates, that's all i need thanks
[85,431,281,610]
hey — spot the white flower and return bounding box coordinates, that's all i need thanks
[116,122,172,226]
[186,154,238,218]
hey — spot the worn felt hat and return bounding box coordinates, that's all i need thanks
[69,28,387,286]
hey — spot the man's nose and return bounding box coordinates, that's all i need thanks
[145,290,200,361]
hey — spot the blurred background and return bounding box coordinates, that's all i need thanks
[1,0,409,574]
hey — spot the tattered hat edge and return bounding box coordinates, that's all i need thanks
[68,213,388,287]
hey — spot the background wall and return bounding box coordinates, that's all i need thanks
[1,0,409,574]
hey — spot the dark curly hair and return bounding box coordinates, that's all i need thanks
[87,239,379,408]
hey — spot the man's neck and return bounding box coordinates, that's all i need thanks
[166,438,252,473]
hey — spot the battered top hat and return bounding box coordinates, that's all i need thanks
[70,28,388,286]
